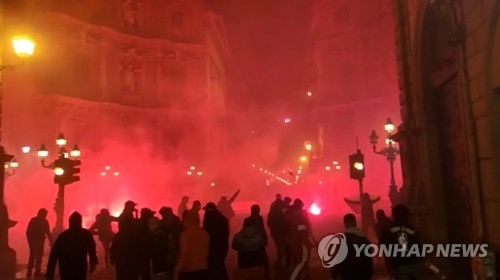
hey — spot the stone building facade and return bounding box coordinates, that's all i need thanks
[394,0,500,277]
[310,0,402,202]
[2,0,229,163]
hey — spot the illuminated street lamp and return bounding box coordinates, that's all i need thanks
[10,36,36,59]
[3,158,18,178]
[37,134,81,235]
[21,146,30,154]
[370,118,400,206]
[0,35,35,279]
[0,36,35,71]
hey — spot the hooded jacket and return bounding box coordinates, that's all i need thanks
[46,212,97,280]
[232,226,266,269]
[176,211,209,273]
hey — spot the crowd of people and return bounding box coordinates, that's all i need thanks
[24,191,431,280]
[24,191,319,280]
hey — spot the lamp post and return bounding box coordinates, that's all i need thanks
[0,32,35,278]
[37,133,81,236]
[370,118,400,206]
[4,157,18,179]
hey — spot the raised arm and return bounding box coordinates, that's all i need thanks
[344,198,360,205]
[228,189,241,204]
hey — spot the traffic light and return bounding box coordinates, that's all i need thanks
[349,150,365,180]
[65,158,81,184]
[53,158,81,185]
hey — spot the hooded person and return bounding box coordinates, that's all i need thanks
[232,219,267,279]
[203,202,230,280]
[46,212,98,280]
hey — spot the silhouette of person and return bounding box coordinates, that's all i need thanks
[217,189,240,221]
[159,206,182,268]
[380,204,426,280]
[232,219,267,279]
[285,199,317,280]
[119,200,138,226]
[331,214,373,280]
[175,210,209,280]
[26,208,52,278]
[360,193,380,235]
[46,212,98,280]
[269,194,282,213]
[202,202,230,280]
[244,204,270,279]
[110,217,142,280]
[267,195,286,268]
[89,208,118,269]
[138,208,155,280]
[148,217,171,280]
[178,196,189,218]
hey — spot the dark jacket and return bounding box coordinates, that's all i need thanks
[26,217,52,245]
[331,227,373,280]
[46,226,97,280]
[110,229,142,279]
[203,209,229,260]
[380,221,424,267]
[244,215,268,243]
[232,226,266,269]
[267,204,285,237]
[151,228,171,273]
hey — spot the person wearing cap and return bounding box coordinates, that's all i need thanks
[202,202,230,280]
[119,200,138,227]
[175,210,209,279]
[159,207,182,274]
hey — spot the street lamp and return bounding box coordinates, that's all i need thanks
[37,133,81,235]
[0,35,35,279]
[4,158,18,178]
[370,118,400,206]
[0,36,35,71]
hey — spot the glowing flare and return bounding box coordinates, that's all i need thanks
[309,203,321,216]
[105,166,111,170]
[22,146,31,153]
[114,172,119,176]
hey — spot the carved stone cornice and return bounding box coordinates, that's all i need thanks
[35,12,205,60]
